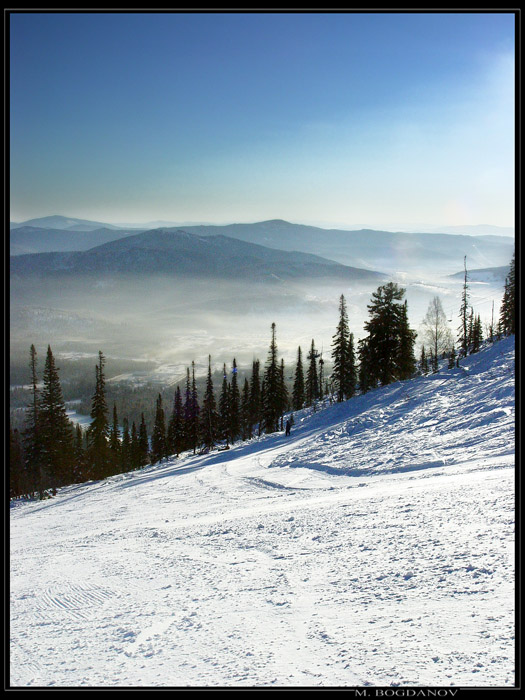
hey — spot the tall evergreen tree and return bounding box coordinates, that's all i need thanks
[87,351,110,480]
[218,364,231,445]
[229,358,241,443]
[292,346,305,411]
[200,356,218,449]
[39,345,74,492]
[448,344,457,370]
[130,421,140,469]
[458,256,470,359]
[186,361,200,453]
[357,336,374,394]
[151,394,167,463]
[471,314,483,354]
[241,378,251,440]
[248,359,261,437]
[306,339,319,407]
[363,282,411,387]
[10,427,25,498]
[138,413,149,466]
[396,300,417,379]
[347,332,357,399]
[262,323,281,433]
[168,386,185,456]
[331,294,352,401]
[500,252,515,335]
[278,358,289,429]
[420,345,429,375]
[22,344,43,497]
[73,423,85,483]
[109,403,121,474]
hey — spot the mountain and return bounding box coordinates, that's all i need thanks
[449,264,510,285]
[10,336,515,686]
[10,226,141,256]
[10,228,385,283]
[10,215,123,231]
[174,219,514,275]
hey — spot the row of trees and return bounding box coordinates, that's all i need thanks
[10,256,515,500]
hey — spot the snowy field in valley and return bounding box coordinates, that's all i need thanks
[10,337,515,688]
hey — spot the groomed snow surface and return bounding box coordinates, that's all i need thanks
[10,337,515,688]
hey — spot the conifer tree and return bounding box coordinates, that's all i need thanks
[249,359,261,437]
[458,256,470,359]
[39,345,74,492]
[130,421,140,469]
[187,361,200,453]
[397,300,418,378]
[168,386,184,456]
[292,346,305,411]
[23,344,43,497]
[229,358,241,443]
[358,336,374,394]
[241,378,251,440]
[200,356,218,449]
[262,323,281,433]
[347,332,357,399]
[151,394,167,463]
[218,364,231,444]
[471,314,483,353]
[448,345,457,369]
[109,403,121,474]
[87,351,110,480]
[331,294,352,401]
[10,427,25,498]
[278,358,289,429]
[120,417,131,470]
[138,413,149,466]
[500,252,515,335]
[420,345,429,375]
[306,339,319,408]
[73,423,85,483]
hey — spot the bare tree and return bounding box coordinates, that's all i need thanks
[421,297,454,371]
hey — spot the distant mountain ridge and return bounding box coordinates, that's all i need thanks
[10,228,385,283]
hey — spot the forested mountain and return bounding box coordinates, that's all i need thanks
[10,226,141,256]
[10,229,385,283]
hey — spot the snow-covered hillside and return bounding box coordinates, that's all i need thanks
[10,337,515,688]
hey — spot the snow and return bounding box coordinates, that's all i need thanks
[10,337,515,687]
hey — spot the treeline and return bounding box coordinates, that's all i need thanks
[10,255,515,501]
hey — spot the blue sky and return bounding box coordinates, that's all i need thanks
[10,11,515,228]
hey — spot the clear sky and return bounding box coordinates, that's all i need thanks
[9,11,515,229]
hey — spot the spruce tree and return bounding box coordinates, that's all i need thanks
[22,344,43,497]
[331,294,351,401]
[200,356,218,449]
[39,345,74,492]
[168,386,184,456]
[306,339,319,408]
[448,345,457,370]
[292,346,305,411]
[218,364,231,445]
[458,256,470,359]
[397,300,417,379]
[500,253,515,335]
[347,332,357,399]
[249,359,261,437]
[87,351,110,480]
[151,394,167,463]
[278,358,289,430]
[357,337,374,394]
[262,323,281,433]
[138,413,149,466]
[471,314,483,354]
[229,358,241,443]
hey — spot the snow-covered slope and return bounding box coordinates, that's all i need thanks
[10,337,515,687]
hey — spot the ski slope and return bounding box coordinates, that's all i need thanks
[10,337,515,687]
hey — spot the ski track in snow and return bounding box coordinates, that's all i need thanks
[10,338,515,687]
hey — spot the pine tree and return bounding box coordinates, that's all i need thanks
[278,358,289,430]
[22,344,43,497]
[347,332,357,399]
[357,336,374,394]
[229,358,241,443]
[420,345,429,375]
[138,413,149,466]
[218,364,231,445]
[187,361,200,454]
[87,351,110,480]
[458,256,470,359]
[306,339,319,408]
[167,386,184,456]
[448,345,457,369]
[331,294,352,401]
[109,403,121,474]
[241,378,251,440]
[262,323,281,433]
[151,394,167,463]
[363,282,414,386]
[292,346,305,411]
[200,356,218,449]
[73,423,85,483]
[249,359,261,437]
[130,421,140,469]
[471,314,483,354]
[39,345,74,492]
[500,252,515,335]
